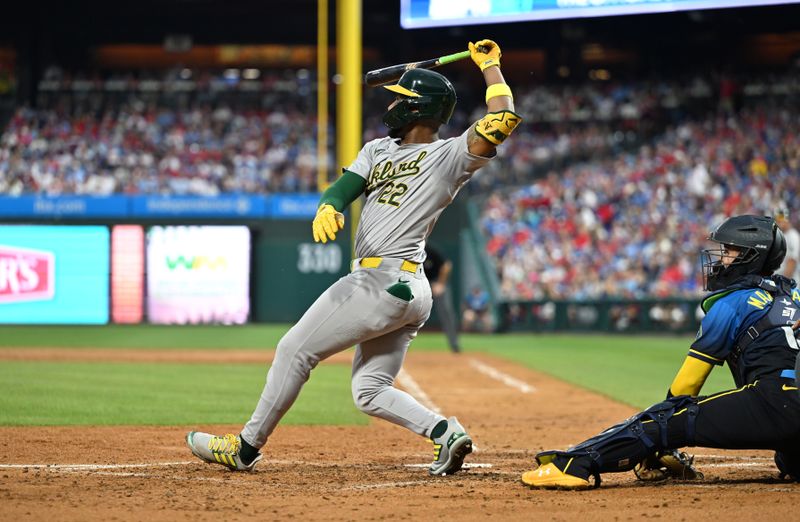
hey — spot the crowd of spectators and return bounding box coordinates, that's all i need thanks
[6,67,792,196]
[480,107,800,301]
[0,105,321,195]
[2,66,799,305]
[0,69,324,195]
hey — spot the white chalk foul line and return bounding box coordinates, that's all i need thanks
[54,470,227,482]
[695,454,773,461]
[397,368,442,415]
[346,480,430,491]
[701,462,775,469]
[0,461,195,470]
[469,358,536,394]
[404,462,493,469]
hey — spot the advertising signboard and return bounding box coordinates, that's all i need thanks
[0,226,109,324]
[146,226,250,324]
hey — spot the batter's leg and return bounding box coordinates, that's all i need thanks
[351,324,445,437]
[241,270,414,448]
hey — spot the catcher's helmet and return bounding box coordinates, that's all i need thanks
[382,69,457,132]
[701,215,786,291]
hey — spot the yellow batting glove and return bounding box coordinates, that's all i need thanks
[312,204,345,243]
[469,39,501,71]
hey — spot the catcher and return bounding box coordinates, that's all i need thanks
[522,215,800,489]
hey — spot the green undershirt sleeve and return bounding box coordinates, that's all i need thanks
[318,170,367,212]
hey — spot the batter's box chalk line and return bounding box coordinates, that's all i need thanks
[396,369,442,414]
[468,358,536,394]
[404,462,493,469]
[695,454,773,460]
[0,461,195,470]
[345,480,431,491]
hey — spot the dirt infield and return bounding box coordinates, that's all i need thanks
[0,349,796,521]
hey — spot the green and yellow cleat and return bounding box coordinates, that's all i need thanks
[429,417,473,476]
[186,432,262,472]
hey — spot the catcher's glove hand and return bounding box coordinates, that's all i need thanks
[469,39,501,71]
[312,204,345,243]
[634,449,704,482]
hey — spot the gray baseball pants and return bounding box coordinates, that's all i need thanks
[241,258,446,448]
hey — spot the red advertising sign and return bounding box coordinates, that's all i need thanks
[0,245,56,303]
[111,225,144,324]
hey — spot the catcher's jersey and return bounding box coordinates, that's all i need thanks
[346,129,491,263]
[690,278,800,386]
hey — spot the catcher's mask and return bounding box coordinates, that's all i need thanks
[701,215,786,291]
[382,69,456,136]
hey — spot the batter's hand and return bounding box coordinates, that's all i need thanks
[312,204,345,243]
[469,39,501,71]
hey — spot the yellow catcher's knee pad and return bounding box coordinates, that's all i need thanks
[475,110,522,145]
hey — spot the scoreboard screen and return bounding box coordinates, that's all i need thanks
[401,0,800,28]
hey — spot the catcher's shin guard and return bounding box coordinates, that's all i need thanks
[536,395,699,478]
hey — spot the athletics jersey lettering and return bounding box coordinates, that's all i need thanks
[367,151,428,193]
[345,129,492,262]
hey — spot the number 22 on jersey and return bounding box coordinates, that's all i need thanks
[377,182,408,207]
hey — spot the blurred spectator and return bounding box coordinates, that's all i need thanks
[776,207,800,283]
[462,286,493,333]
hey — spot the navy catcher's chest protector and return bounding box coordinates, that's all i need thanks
[728,276,800,387]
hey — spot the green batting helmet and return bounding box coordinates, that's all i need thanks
[382,69,457,131]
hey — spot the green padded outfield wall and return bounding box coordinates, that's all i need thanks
[253,220,351,323]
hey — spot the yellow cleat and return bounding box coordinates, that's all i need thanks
[521,462,591,490]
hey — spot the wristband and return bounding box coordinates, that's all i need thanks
[485,83,513,103]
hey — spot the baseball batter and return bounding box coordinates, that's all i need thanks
[187,39,522,475]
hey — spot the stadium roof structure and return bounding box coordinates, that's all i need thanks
[1,0,799,48]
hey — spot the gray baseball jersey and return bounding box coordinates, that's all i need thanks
[347,129,492,263]
[241,128,492,459]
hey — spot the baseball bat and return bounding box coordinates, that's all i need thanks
[364,50,471,87]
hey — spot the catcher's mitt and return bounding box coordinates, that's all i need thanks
[634,449,704,482]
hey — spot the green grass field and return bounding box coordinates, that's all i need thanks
[0,325,735,426]
[0,361,364,426]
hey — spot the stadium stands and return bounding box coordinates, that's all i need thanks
[481,106,800,300]
[8,68,793,197]
[2,66,798,300]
